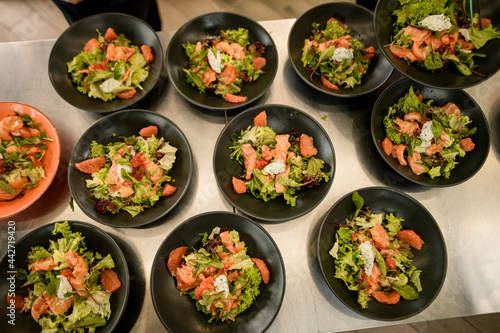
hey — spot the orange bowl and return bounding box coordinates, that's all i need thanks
[0,102,61,219]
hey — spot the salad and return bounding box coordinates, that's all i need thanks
[301,17,376,90]
[229,110,329,206]
[0,112,51,201]
[67,27,154,101]
[182,28,267,103]
[381,86,476,178]
[5,221,122,331]
[75,125,178,217]
[388,0,500,75]
[167,226,270,323]
[329,192,424,308]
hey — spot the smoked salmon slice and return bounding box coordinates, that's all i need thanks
[299,133,318,157]
[241,143,257,180]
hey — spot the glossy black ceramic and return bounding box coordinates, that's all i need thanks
[317,187,447,320]
[68,110,193,227]
[150,211,285,332]
[49,13,163,113]
[288,2,394,97]
[374,0,500,89]
[213,104,335,222]
[166,12,278,110]
[371,78,490,186]
[0,221,129,331]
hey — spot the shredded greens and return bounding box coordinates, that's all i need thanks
[173,228,266,322]
[182,28,267,102]
[67,28,152,101]
[0,112,51,200]
[330,192,423,309]
[389,0,500,75]
[382,86,476,179]
[301,17,375,89]
[13,221,120,332]
[82,130,177,217]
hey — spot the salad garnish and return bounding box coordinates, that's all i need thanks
[329,192,424,308]
[67,27,154,101]
[4,221,122,332]
[388,0,500,76]
[381,86,476,179]
[182,28,267,103]
[75,125,178,217]
[167,227,270,323]
[229,110,329,206]
[0,112,52,201]
[301,17,376,90]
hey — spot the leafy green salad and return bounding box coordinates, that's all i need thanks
[301,17,375,90]
[182,28,267,103]
[382,86,476,179]
[229,111,329,206]
[11,221,122,332]
[67,27,153,101]
[168,227,269,322]
[78,127,178,217]
[329,192,424,308]
[0,113,50,201]
[389,0,500,75]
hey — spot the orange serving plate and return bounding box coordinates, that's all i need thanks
[0,102,61,219]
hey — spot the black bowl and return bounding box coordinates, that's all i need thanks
[374,0,500,89]
[68,110,193,227]
[49,12,163,113]
[213,104,335,222]
[288,2,394,97]
[317,187,447,320]
[166,12,278,110]
[0,221,129,332]
[371,78,490,186]
[150,211,285,332]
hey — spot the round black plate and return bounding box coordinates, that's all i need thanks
[150,211,285,332]
[0,221,129,332]
[371,78,490,187]
[49,12,163,113]
[213,104,335,222]
[374,0,500,89]
[317,187,447,320]
[166,12,278,110]
[68,110,193,227]
[288,2,394,97]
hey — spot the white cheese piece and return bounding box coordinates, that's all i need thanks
[331,47,354,62]
[116,163,133,182]
[57,275,74,299]
[208,226,221,240]
[263,160,286,175]
[207,49,223,74]
[100,78,121,93]
[418,14,452,31]
[214,274,229,294]
[359,241,375,276]
[419,121,434,141]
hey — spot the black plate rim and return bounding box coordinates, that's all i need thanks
[68,109,194,228]
[316,186,448,320]
[370,77,491,187]
[165,11,279,111]
[213,103,336,222]
[373,0,500,89]
[150,210,286,332]
[0,220,130,332]
[48,12,164,113]
[287,2,394,98]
